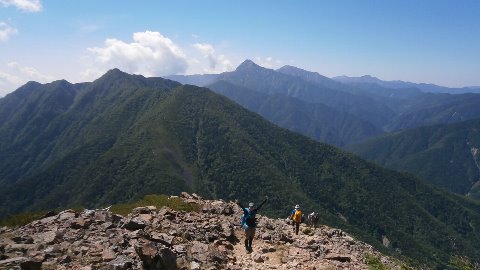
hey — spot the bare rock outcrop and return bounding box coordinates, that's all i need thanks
[0,193,403,269]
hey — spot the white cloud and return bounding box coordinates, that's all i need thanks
[0,21,18,42]
[191,42,234,73]
[254,56,282,69]
[79,68,104,82]
[0,0,42,12]
[0,62,54,97]
[8,61,54,82]
[0,70,22,85]
[87,30,189,77]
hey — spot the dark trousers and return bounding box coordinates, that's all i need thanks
[244,227,255,250]
[292,221,300,235]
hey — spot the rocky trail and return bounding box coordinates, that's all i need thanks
[0,193,402,269]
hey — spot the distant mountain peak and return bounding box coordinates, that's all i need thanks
[103,68,130,77]
[277,65,323,76]
[235,59,262,71]
[276,65,306,73]
[360,75,377,79]
[333,75,382,84]
[48,79,72,88]
[277,65,298,70]
[95,68,148,85]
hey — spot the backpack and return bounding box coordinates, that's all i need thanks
[293,209,303,223]
[242,208,256,227]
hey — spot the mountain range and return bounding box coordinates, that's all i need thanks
[333,75,480,94]
[166,61,480,197]
[168,60,480,139]
[1,69,480,267]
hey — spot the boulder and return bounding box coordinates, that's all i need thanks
[132,206,157,215]
[189,241,209,262]
[253,253,264,263]
[39,231,59,244]
[135,241,177,270]
[221,206,234,216]
[261,232,272,240]
[123,218,146,231]
[190,261,201,270]
[102,247,116,261]
[149,232,175,246]
[108,255,133,270]
[58,210,77,221]
[70,217,89,229]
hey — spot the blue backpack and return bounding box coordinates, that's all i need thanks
[241,208,256,227]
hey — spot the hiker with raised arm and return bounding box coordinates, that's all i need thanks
[289,204,303,235]
[236,196,268,252]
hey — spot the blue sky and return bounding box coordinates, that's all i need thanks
[1,0,479,96]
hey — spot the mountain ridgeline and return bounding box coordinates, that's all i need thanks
[1,69,480,267]
[168,61,480,147]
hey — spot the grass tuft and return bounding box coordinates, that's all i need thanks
[366,253,390,270]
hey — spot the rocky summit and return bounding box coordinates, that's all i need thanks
[0,193,402,270]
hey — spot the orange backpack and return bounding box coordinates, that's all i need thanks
[293,210,303,223]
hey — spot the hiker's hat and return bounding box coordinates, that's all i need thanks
[249,202,254,207]
[295,204,300,209]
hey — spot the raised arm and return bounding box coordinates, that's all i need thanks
[236,200,245,210]
[255,197,268,211]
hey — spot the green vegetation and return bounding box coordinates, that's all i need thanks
[302,228,313,235]
[348,118,480,198]
[208,80,382,147]
[365,254,390,270]
[448,256,479,270]
[0,210,50,227]
[111,194,200,216]
[1,69,480,267]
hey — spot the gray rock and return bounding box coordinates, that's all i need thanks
[123,218,146,231]
[221,206,234,215]
[108,255,133,270]
[132,206,157,215]
[158,207,176,221]
[278,233,293,243]
[261,232,271,240]
[135,241,177,270]
[253,253,264,263]
[190,261,201,270]
[0,257,28,267]
[189,241,208,262]
[8,243,29,253]
[59,255,72,263]
[39,231,58,244]
[58,210,77,221]
[12,236,34,244]
[149,232,175,246]
[102,247,116,261]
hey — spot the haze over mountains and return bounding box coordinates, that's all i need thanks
[1,68,480,267]
[169,60,480,141]
[333,75,480,94]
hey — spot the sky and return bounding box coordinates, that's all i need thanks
[1,0,479,97]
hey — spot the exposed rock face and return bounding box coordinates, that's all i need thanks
[0,193,402,269]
